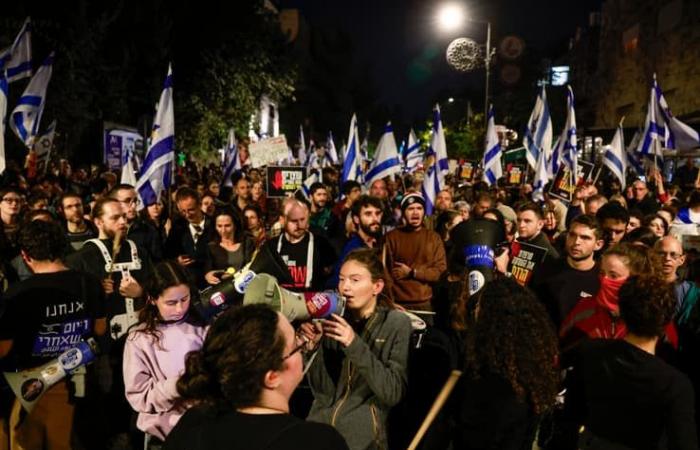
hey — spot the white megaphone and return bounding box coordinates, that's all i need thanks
[243,273,346,321]
[3,339,99,412]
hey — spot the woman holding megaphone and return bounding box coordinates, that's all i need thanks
[300,248,412,450]
[163,304,349,450]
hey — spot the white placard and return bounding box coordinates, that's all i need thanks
[248,135,289,168]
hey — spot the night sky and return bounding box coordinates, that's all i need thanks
[283,0,603,121]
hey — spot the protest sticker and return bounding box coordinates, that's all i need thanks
[266,166,306,197]
[249,135,289,168]
[508,240,548,286]
[548,160,595,203]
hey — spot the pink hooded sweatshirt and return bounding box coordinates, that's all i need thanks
[123,320,208,440]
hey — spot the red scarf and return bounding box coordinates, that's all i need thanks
[595,275,627,315]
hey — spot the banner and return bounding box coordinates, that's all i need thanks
[103,123,143,172]
[508,240,548,286]
[249,135,289,168]
[548,160,595,202]
[266,166,306,198]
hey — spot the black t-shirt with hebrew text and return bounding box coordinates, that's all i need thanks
[0,269,105,370]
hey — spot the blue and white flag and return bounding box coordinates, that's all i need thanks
[10,52,53,148]
[121,143,138,187]
[0,74,7,174]
[136,64,174,207]
[0,18,32,83]
[341,114,363,183]
[626,130,644,175]
[360,133,369,162]
[523,86,553,172]
[637,74,700,162]
[301,170,320,198]
[298,125,307,165]
[365,122,401,186]
[603,122,626,188]
[532,143,549,202]
[33,119,56,176]
[422,162,439,217]
[429,104,449,188]
[482,105,502,186]
[553,86,578,183]
[326,131,339,164]
[405,128,423,173]
[221,128,241,187]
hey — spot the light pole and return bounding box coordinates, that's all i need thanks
[436,3,493,118]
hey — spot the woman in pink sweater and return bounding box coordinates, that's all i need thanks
[123,261,208,443]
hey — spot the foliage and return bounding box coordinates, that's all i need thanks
[417,113,486,162]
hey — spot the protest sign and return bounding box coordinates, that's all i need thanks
[507,165,523,185]
[459,161,475,181]
[249,135,289,168]
[508,240,548,286]
[266,166,306,197]
[548,160,595,203]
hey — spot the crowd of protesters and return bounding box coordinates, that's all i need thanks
[1,150,700,450]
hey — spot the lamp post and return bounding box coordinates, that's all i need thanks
[436,3,493,117]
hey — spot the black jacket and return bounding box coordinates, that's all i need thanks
[164,216,215,287]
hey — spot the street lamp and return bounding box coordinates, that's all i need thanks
[436,3,492,118]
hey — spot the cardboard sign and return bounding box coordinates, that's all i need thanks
[507,165,523,185]
[249,135,289,168]
[508,240,548,286]
[460,162,475,181]
[266,166,306,198]
[548,161,595,203]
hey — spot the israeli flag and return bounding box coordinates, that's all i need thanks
[0,18,32,83]
[121,144,138,187]
[422,162,439,217]
[341,114,363,183]
[554,86,578,183]
[482,105,502,186]
[532,143,549,202]
[549,135,561,177]
[301,170,320,198]
[298,125,307,165]
[626,130,644,175]
[365,122,401,186]
[0,74,7,174]
[523,86,553,172]
[221,128,241,187]
[603,123,626,188]
[10,52,54,148]
[636,76,665,164]
[360,133,369,162]
[326,131,339,164]
[405,128,423,173]
[34,120,56,176]
[136,64,174,207]
[429,104,449,188]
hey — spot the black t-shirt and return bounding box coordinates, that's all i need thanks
[64,222,98,253]
[563,339,697,450]
[0,269,105,370]
[530,257,600,329]
[272,233,335,291]
[164,407,349,450]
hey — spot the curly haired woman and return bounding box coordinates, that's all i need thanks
[453,277,559,449]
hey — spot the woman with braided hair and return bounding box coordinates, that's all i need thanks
[453,277,559,449]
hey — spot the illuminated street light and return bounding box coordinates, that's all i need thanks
[436,3,465,33]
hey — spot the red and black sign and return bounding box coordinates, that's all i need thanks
[266,166,306,198]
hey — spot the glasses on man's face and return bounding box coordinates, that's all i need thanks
[655,251,683,261]
[119,197,138,206]
[2,197,21,204]
[282,332,309,360]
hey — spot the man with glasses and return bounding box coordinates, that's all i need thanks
[629,179,659,216]
[654,236,696,317]
[109,184,163,261]
[1,187,23,248]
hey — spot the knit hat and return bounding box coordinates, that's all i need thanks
[400,193,426,212]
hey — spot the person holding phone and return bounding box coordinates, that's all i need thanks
[300,248,411,450]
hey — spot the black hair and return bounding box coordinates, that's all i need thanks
[18,220,67,261]
[596,202,630,225]
[350,195,384,219]
[619,275,676,338]
[342,180,362,195]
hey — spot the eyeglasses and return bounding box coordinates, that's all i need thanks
[282,332,309,360]
[1,197,21,204]
[655,251,683,260]
[118,197,138,206]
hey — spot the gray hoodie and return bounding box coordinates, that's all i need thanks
[306,305,411,450]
